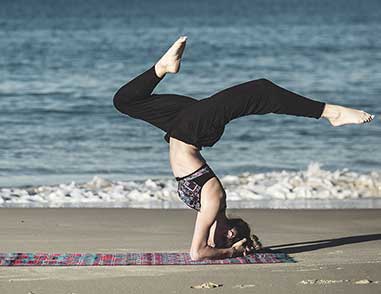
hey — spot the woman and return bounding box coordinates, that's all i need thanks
[113,36,374,261]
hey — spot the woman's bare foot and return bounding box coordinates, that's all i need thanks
[154,36,188,78]
[321,103,375,127]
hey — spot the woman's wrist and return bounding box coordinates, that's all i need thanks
[230,247,237,258]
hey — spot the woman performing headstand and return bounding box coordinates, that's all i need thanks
[113,36,374,261]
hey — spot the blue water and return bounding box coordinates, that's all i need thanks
[0,0,380,188]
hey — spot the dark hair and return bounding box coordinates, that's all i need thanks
[224,216,262,250]
[225,217,251,247]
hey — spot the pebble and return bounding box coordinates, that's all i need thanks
[354,279,372,284]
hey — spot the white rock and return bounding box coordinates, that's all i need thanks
[354,279,372,284]
[86,176,112,189]
[222,175,240,185]
[144,179,158,189]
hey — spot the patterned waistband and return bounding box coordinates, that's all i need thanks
[175,162,209,181]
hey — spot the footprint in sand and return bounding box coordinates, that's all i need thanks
[190,281,223,289]
[233,284,256,288]
[299,279,378,285]
[191,282,258,289]
[327,250,344,255]
[299,279,350,285]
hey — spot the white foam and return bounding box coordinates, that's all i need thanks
[1,162,380,208]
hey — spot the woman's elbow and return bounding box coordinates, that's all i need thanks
[189,249,203,261]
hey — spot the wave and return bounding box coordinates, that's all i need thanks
[1,162,380,208]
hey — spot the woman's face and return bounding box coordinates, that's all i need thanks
[214,223,238,248]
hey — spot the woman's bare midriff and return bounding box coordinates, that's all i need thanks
[169,137,206,178]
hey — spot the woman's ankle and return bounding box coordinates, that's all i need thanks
[154,63,166,79]
[321,103,340,120]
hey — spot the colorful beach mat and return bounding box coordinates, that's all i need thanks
[0,252,294,266]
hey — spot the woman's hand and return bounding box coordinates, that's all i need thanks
[231,235,264,257]
[243,235,263,255]
[231,238,247,257]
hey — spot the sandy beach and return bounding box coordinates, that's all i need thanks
[0,208,380,293]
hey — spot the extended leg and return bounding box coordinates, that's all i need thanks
[207,78,326,125]
[207,78,374,126]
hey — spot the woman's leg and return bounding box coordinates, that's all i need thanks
[207,78,325,125]
[207,78,374,126]
[113,64,164,112]
[113,37,196,133]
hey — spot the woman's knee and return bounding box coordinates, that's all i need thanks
[113,92,128,114]
[113,87,139,116]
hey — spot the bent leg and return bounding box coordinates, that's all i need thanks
[113,65,197,132]
[207,78,326,124]
[113,65,164,110]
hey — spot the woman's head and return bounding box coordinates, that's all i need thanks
[216,216,262,251]
[224,217,251,247]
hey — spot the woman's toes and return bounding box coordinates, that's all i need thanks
[178,35,188,42]
[363,113,373,123]
[359,111,371,123]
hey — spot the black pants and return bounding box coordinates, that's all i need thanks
[113,65,326,150]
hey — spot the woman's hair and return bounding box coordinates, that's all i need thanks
[224,216,262,250]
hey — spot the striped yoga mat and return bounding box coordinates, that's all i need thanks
[0,252,294,266]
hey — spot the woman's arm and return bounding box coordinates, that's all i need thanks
[188,178,245,260]
[190,208,234,260]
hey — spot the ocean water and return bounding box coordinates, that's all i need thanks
[0,0,380,207]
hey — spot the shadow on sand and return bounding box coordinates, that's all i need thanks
[263,233,381,254]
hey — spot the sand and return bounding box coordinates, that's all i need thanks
[0,208,380,294]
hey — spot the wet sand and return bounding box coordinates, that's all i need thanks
[0,208,380,294]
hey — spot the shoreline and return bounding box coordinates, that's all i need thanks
[1,162,380,208]
[2,198,381,209]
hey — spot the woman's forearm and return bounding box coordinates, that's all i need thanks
[195,246,234,260]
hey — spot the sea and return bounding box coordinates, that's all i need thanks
[0,0,380,208]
